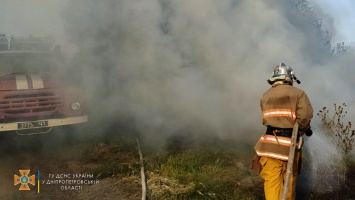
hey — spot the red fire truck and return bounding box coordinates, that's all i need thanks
[0,34,87,135]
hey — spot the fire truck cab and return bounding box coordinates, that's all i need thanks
[0,34,87,135]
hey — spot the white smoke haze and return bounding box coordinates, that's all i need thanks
[3,1,353,139]
[61,0,354,143]
[0,0,76,56]
[61,2,355,195]
[0,0,65,35]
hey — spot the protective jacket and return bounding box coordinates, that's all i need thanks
[254,82,313,160]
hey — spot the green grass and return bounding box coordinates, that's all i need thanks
[75,127,355,199]
[145,138,264,200]
[79,133,264,199]
[91,161,141,179]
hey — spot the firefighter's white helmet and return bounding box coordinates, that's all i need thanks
[267,63,299,85]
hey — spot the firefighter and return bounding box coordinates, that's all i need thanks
[254,63,313,200]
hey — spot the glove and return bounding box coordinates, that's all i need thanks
[305,129,313,137]
[299,129,313,137]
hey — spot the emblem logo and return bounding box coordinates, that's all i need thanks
[275,67,282,74]
[14,170,35,190]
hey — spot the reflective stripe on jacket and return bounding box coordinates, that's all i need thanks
[254,134,301,161]
[254,82,313,160]
[260,83,313,130]
[263,109,296,120]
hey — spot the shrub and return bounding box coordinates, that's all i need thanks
[317,103,355,155]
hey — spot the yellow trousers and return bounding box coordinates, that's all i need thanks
[259,151,300,200]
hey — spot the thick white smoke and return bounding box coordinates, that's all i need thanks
[2,0,355,144]
[61,2,355,195]
[60,0,354,143]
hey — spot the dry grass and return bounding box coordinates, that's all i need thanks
[79,133,265,199]
[143,136,264,199]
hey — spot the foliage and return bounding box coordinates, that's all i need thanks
[335,42,349,55]
[317,103,355,155]
[291,0,314,13]
[314,19,350,56]
[289,0,350,57]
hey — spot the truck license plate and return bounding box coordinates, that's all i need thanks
[17,121,49,129]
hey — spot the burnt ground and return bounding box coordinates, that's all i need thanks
[0,128,142,200]
[0,126,354,200]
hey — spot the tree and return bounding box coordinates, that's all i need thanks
[287,0,350,61]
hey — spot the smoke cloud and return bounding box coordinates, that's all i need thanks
[2,0,355,143]
[0,0,351,145]
[57,0,355,144]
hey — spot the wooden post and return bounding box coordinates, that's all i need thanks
[281,122,299,200]
[136,138,147,200]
